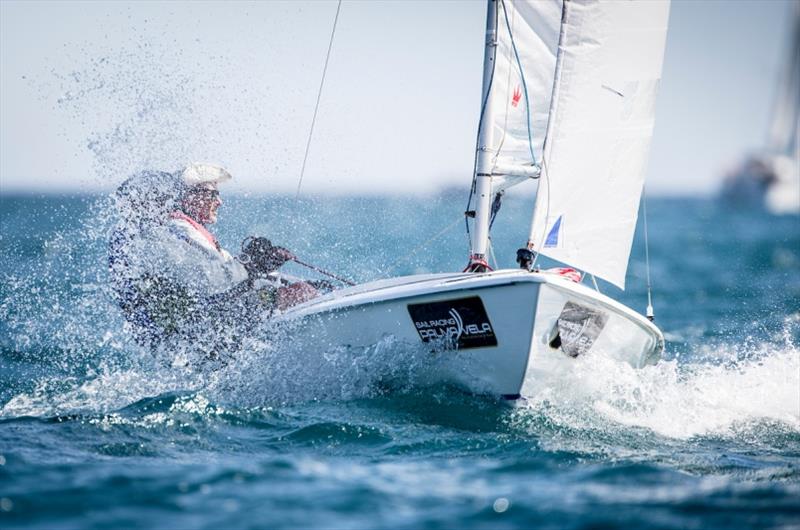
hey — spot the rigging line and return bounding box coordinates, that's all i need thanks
[530,0,568,271]
[492,0,517,170]
[488,190,504,229]
[465,0,500,251]
[387,215,465,274]
[295,0,343,199]
[487,237,499,269]
[530,155,551,271]
[499,0,538,167]
[642,186,655,320]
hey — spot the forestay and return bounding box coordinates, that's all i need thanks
[525,0,670,289]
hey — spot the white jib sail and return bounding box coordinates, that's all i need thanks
[528,0,671,289]
[486,0,562,192]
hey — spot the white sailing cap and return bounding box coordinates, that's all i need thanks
[180,163,232,187]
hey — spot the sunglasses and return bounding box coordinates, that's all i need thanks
[188,188,220,201]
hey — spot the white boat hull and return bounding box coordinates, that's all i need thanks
[276,269,664,399]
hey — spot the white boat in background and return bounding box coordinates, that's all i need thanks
[720,2,799,215]
[277,0,671,400]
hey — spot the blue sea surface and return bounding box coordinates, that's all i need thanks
[0,193,798,529]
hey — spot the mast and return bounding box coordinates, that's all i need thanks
[466,0,499,273]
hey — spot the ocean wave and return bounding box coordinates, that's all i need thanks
[516,327,800,440]
[2,301,798,453]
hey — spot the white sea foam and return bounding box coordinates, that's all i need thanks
[519,328,800,439]
[3,310,798,442]
[208,330,442,408]
[0,327,437,418]
[0,360,205,419]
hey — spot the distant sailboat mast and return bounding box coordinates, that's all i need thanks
[766,1,799,160]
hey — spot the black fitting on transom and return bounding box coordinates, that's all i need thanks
[516,248,536,271]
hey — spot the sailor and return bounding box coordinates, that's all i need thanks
[169,163,318,307]
[109,164,318,355]
[109,170,187,344]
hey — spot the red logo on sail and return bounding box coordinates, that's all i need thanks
[512,86,522,107]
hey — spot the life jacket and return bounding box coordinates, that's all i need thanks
[169,211,221,253]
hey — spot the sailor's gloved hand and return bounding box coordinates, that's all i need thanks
[276,282,319,311]
[240,236,296,276]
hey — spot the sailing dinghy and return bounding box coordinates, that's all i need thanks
[277,0,671,400]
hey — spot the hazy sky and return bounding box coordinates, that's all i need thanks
[0,0,795,195]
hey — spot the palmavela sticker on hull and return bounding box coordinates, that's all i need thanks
[552,301,608,357]
[407,296,497,349]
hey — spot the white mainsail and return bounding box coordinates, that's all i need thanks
[486,0,561,191]
[517,0,671,289]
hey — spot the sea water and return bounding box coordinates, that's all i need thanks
[1,193,798,529]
